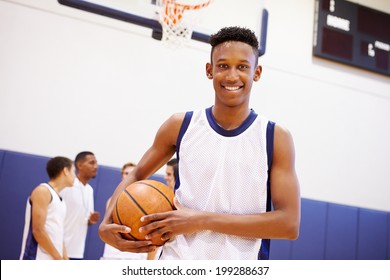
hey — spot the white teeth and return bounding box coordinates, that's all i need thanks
[224,86,240,91]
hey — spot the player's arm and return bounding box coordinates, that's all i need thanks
[141,124,301,240]
[98,112,184,252]
[262,124,301,238]
[30,186,64,260]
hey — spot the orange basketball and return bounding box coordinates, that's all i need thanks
[112,180,175,246]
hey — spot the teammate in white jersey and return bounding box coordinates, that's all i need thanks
[61,151,100,259]
[99,26,301,259]
[20,156,76,260]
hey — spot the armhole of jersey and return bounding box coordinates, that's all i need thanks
[266,121,275,171]
[44,184,53,203]
[176,111,193,154]
[266,120,275,210]
[174,111,193,192]
[259,120,275,260]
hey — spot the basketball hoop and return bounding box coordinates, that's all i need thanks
[156,0,212,47]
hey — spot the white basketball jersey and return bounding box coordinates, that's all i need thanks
[20,183,66,260]
[160,107,274,260]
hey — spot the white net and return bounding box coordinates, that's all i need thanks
[156,0,212,47]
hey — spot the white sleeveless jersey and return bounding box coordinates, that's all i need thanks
[61,178,94,258]
[160,107,275,260]
[20,183,67,260]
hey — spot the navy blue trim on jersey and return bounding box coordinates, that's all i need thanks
[258,120,275,260]
[22,199,38,259]
[175,111,193,192]
[206,107,258,137]
[48,183,62,201]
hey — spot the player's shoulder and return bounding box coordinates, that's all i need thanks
[31,183,51,200]
[165,112,188,127]
[274,123,293,138]
[170,112,186,120]
[273,123,295,153]
[33,183,50,193]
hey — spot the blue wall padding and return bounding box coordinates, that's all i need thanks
[325,204,358,259]
[388,214,390,260]
[357,208,389,260]
[269,239,292,260]
[291,199,328,260]
[0,150,5,169]
[0,150,48,260]
[0,149,388,260]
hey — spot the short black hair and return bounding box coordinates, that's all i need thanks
[46,156,73,179]
[75,151,94,164]
[209,26,259,63]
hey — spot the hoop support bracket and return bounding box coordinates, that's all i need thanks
[58,0,268,56]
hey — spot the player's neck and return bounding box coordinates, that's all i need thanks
[212,105,251,130]
[77,174,90,186]
[48,180,65,194]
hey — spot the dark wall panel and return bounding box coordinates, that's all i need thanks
[0,150,48,260]
[325,204,358,259]
[291,199,327,260]
[357,208,389,260]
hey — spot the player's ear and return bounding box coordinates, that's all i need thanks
[206,63,213,79]
[253,65,262,81]
[63,167,69,176]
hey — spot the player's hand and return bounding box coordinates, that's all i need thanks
[98,222,157,253]
[88,211,100,225]
[139,197,201,242]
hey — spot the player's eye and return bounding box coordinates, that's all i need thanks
[217,64,228,69]
[238,64,250,70]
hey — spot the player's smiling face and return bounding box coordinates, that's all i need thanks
[207,41,261,108]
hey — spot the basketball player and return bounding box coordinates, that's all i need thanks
[99,26,301,259]
[20,156,76,260]
[61,151,100,260]
[164,158,177,189]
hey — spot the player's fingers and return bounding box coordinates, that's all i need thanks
[119,225,131,233]
[139,221,159,234]
[141,212,166,222]
[116,238,155,252]
[108,223,131,233]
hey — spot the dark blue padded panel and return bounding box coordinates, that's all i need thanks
[325,203,358,259]
[357,208,389,260]
[84,165,121,260]
[0,149,5,175]
[0,150,49,259]
[0,149,5,190]
[269,239,292,260]
[388,214,390,260]
[291,199,327,260]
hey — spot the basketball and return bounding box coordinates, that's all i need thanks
[112,180,175,246]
